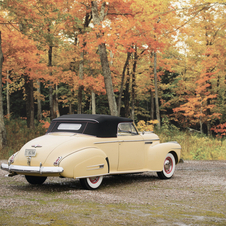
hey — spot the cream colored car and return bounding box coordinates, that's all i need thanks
[1,114,181,190]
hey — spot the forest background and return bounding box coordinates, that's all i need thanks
[0,0,226,160]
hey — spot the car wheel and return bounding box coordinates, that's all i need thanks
[157,153,176,179]
[25,175,47,185]
[80,176,103,190]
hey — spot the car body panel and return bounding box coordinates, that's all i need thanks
[60,148,108,178]
[1,114,181,185]
[147,142,181,171]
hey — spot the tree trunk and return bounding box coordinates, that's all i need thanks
[69,103,73,114]
[37,81,42,121]
[200,118,203,134]
[154,51,161,130]
[124,66,130,118]
[49,84,53,119]
[117,52,132,116]
[77,50,84,114]
[92,91,96,114]
[91,1,117,116]
[19,23,35,128]
[131,46,138,121]
[48,45,54,120]
[0,31,6,149]
[6,71,10,119]
[25,77,35,129]
[150,89,154,120]
[199,101,203,134]
[53,85,60,118]
[207,99,212,136]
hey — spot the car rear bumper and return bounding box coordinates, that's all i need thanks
[1,163,64,175]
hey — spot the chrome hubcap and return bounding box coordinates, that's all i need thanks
[89,177,99,184]
[164,157,172,174]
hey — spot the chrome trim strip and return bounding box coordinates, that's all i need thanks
[94,139,159,144]
[123,140,145,143]
[87,164,105,171]
[31,144,42,148]
[145,141,153,144]
[144,139,160,142]
[1,163,63,175]
[94,141,123,144]
[87,164,104,168]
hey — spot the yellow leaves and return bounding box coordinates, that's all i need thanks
[160,83,170,91]
[34,91,45,102]
[189,0,226,5]
[136,120,159,132]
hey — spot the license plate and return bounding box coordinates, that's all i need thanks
[25,149,36,157]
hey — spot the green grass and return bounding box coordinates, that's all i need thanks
[1,194,225,226]
[157,122,226,160]
[1,118,226,160]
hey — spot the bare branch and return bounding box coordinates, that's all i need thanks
[80,2,91,10]
[164,5,212,35]
[159,2,220,15]
[212,21,226,39]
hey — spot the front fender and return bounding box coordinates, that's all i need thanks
[147,142,181,171]
[59,147,108,178]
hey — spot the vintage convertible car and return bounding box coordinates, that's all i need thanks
[1,114,181,190]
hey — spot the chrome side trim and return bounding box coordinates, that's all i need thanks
[87,164,104,168]
[94,139,159,144]
[1,163,64,175]
[31,144,42,148]
[123,140,145,143]
[87,164,105,171]
[143,139,160,142]
[94,141,123,144]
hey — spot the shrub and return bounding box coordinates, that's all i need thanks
[0,119,47,159]
[1,118,226,161]
[136,120,159,132]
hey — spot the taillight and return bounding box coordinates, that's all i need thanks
[8,153,18,165]
[53,156,62,166]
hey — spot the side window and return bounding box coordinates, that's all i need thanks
[117,123,138,136]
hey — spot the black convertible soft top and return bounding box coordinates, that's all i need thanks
[47,114,133,137]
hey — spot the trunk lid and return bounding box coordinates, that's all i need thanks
[14,133,78,167]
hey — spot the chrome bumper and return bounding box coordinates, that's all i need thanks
[1,163,64,175]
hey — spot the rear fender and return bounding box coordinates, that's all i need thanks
[59,148,108,178]
[147,142,181,171]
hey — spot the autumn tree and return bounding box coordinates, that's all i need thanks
[0,31,7,149]
[170,1,226,134]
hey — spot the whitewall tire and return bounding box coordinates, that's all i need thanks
[80,176,103,190]
[157,153,176,179]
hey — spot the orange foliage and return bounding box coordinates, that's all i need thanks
[39,120,50,131]
[211,123,226,138]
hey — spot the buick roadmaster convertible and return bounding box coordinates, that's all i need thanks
[1,114,181,190]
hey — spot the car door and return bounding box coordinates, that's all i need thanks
[117,123,145,171]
